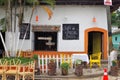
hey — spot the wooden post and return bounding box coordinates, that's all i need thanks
[56,55,59,69]
[106,6,112,72]
[106,6,112,55]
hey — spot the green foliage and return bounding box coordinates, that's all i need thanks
[26,0,39,5]
[40,59,46,64]
[18,57,34,64]
[0,18,6,32]
[49,59,55,62]
[1,57,34,64]
[0,0,7,5]
[75,59,82,65]
[111,10,120,28]
[112,60,117,66]
[61,62,69,70]
[0,0,55,8]
[41,0,56,8]
[32,54,38,60]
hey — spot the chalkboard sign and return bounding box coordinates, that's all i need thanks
[63,24,79,40]
[19,23,30,39]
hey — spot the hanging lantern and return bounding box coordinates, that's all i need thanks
[92,17,96,22]
[36,15,39,22]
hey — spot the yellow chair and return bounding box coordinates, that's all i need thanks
[90,52,101,68]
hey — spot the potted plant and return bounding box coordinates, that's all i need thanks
[61,62,69,75]
[110,60,118,76]
[74,59,83,76]
[48,59,56,75]
[75,59,82,66]
[112,60,117,67]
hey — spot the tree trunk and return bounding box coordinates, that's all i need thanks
[0,32,9,57]
[7,0,12,32]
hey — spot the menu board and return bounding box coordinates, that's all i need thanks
[19,23,30,39]
[63,24,79,40]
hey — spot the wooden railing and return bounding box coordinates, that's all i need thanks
[23,51,87,74]
[32,51,74,73]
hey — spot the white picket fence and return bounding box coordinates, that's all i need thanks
[38,54,73,73]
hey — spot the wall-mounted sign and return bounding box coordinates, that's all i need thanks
[104,0,112,6]
[19,23,30,39]
[32,25,60,32]
[63,24,79,40]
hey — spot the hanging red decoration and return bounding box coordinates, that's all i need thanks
[36,15,38,22]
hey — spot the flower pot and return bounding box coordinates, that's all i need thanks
[60,62,69,75]
[110,66,118,76]
[75,64,83,76]
[61,68,68,75]
[48,62,56,75]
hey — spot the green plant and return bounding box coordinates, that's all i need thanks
[0,18,6,32]
[112,60,117,66]
[75,59,82,65]
[40,59,46,64]
[32,54,38,60]
[49,59,55,63]
[1,57,34,64]
[111,10,120,28]
[61,62,69,70]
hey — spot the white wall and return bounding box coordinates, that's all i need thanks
[0,5,108,52]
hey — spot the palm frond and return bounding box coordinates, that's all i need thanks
[41,0,56,8]
[42,6,53,20]
[111,10,120,27]
[0,0,6,5]
[26,0,39,5]
[0,18,6,32]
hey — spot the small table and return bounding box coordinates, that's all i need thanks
[72,54,89,64]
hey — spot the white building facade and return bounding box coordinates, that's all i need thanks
[0,5,109,59]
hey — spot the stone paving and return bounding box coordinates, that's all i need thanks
[35,76,120,80]
[61,76,120,80]
[35,63,120,80]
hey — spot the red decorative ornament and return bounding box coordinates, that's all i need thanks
[92,17,96,22]
[36,15,39,22]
